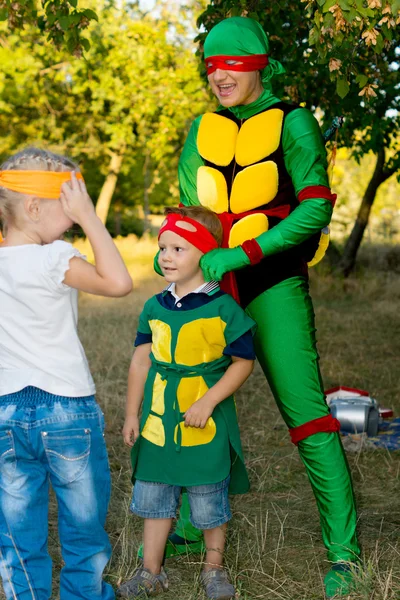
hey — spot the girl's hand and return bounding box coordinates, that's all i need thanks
[184,397,215,429]
[122,415,140,447]
[60,171,96,226]
[200,246,250,281]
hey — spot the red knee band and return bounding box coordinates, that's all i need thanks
[241,239,264,265]
[289,414,341,445]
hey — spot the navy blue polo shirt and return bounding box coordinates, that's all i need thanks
[135,281,255,360]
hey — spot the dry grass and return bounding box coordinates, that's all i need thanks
[2,242,400,599]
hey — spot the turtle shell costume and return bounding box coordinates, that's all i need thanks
[131,290,253,494]
[168,17,361,598]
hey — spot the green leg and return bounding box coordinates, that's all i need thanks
[174,492,203,541]
[246,277,360,596]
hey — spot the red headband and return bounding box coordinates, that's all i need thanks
[158,213,218,254]
[205,54,269,76]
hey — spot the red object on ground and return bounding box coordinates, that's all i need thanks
[379,408,394,419]
[325,386,370,397]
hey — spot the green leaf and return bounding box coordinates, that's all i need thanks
[229,6,241,17]
[0,8,7,20]
[391,0,400,13]
[69,0,77,7]
[356,74,368,87]
[59,16,71,30]
[69,12,82,24]
[309,28,319,45]
[322,0,337,13]
[375,32,384,53]
[357,6,375,17]
[336,77,350,98]
[343,7,357,22]
[81,37,90,52]
[67,35,76,53]
[83,9,98,21]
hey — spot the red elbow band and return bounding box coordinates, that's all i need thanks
[289,414,341,445]
[241,239,264,265]
[298,185,337,206]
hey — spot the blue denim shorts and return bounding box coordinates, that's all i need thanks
[131,476,231,530]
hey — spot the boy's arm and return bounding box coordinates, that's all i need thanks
[122,343,152,446]
[184,356,254,429]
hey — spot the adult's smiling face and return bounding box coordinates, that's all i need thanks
[207,60,263,108]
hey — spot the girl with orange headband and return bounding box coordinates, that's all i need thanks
[0,147,132,600]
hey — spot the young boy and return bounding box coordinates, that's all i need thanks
[119,206,255,600]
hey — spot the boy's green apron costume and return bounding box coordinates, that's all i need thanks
[163,17,360,598]
[131,293,253,494]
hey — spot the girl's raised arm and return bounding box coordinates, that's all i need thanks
[61,172,132,297]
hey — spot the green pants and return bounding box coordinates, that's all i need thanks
[176,277,360,562]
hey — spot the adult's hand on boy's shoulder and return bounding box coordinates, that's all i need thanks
[122,415,140,447]
[200,246,250,281]
[184,397,214,429]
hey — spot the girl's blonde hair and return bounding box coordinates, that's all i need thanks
[0,147,79,233]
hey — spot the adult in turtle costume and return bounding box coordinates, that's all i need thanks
[159,17,361,599]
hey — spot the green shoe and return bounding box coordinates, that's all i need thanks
[324,563,359,598]
[137,533,205,560]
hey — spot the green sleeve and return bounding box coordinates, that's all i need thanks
[178,116,204,206]
[221,296,257,344]
[255,108,333,257]
[283,108,329,193]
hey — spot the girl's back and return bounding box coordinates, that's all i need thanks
[0,240,94,396]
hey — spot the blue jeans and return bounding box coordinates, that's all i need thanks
[0,387,114,600]
[131,476,231,529]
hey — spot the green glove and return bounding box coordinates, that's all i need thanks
[153,250,163,277]
[200,246,250,281]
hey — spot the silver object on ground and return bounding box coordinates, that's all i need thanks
[330,396,380,437]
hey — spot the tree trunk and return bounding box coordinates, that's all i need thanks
[95,151,124,225]
[338,148,387,277]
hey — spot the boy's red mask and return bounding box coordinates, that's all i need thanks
[205,54,269,76]
[158,214,218,254]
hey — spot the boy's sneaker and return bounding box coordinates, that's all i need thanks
[117,567,169,599]
[200,568,235,600]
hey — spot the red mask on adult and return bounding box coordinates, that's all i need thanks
[205,54,269,76]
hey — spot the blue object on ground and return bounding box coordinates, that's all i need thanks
[369,417,400,450]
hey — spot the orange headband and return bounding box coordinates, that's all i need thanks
[0,170,84,199]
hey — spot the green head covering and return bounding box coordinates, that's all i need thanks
[204,17,285,90]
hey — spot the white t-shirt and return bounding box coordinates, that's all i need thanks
[0,240,95,397]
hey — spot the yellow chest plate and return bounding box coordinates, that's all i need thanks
[196,110,283,217]
[197,110,284,167]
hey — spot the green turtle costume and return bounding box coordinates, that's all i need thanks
[131,292,254,494]
[163,17,361,599]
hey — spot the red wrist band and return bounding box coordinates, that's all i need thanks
[241,239,264,265]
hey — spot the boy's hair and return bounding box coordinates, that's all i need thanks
[164,206,223,247]
[0,147,79,232]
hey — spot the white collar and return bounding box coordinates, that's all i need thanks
[165,281,219,303]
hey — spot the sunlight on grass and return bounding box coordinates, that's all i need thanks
[5,242,398,600]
